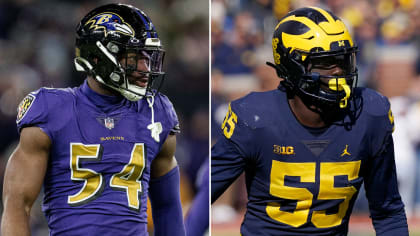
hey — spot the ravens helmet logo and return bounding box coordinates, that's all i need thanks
[85,12,135,37]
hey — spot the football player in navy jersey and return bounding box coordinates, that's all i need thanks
[2,4,185,236]
[211,7,409,236]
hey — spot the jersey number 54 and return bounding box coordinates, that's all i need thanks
[68,143,145,211]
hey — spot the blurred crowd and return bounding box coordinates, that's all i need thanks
[0,0,209,234]
[212,0,420,224]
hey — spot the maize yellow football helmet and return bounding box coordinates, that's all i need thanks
[268,7,358,109]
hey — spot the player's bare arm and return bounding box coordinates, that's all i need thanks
[151,134,178,178]
[1,127,50,236]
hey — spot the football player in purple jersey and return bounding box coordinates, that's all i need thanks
[2,4,185,236]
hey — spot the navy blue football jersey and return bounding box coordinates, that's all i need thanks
[211,87,408,235]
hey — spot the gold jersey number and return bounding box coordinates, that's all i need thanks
[68,143,146,211]
[266,160,361,228]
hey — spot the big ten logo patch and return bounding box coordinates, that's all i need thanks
[273,145,295,155]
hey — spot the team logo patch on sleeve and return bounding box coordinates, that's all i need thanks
[17,94,35,123]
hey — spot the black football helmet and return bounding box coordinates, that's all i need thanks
[268,7,358,109]
[74,3,165,101]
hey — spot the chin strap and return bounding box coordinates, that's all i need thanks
[146,95,162,142]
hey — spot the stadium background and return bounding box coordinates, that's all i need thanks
[211,0,420,235]
[0,0,209,235]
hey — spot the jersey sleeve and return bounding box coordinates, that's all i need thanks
[363,135,409,235]
[363,92,408,235]
[16,89,52,139]
[211,101,255,202]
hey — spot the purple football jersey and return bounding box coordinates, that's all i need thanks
[17,80,179,235]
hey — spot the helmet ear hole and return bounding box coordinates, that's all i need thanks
[110,72,123,85]
[290,51,302,62]
[106,42,120,54]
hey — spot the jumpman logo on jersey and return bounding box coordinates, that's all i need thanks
[341,145,351,157]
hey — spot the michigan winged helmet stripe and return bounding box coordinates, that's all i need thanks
[275,7,354,60]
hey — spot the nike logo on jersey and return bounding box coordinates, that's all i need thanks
[341,145,351,157]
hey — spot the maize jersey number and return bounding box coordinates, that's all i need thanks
[266,160,361,228]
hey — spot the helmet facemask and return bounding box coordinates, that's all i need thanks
[298,49,358,110]
[107,38,166,101]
